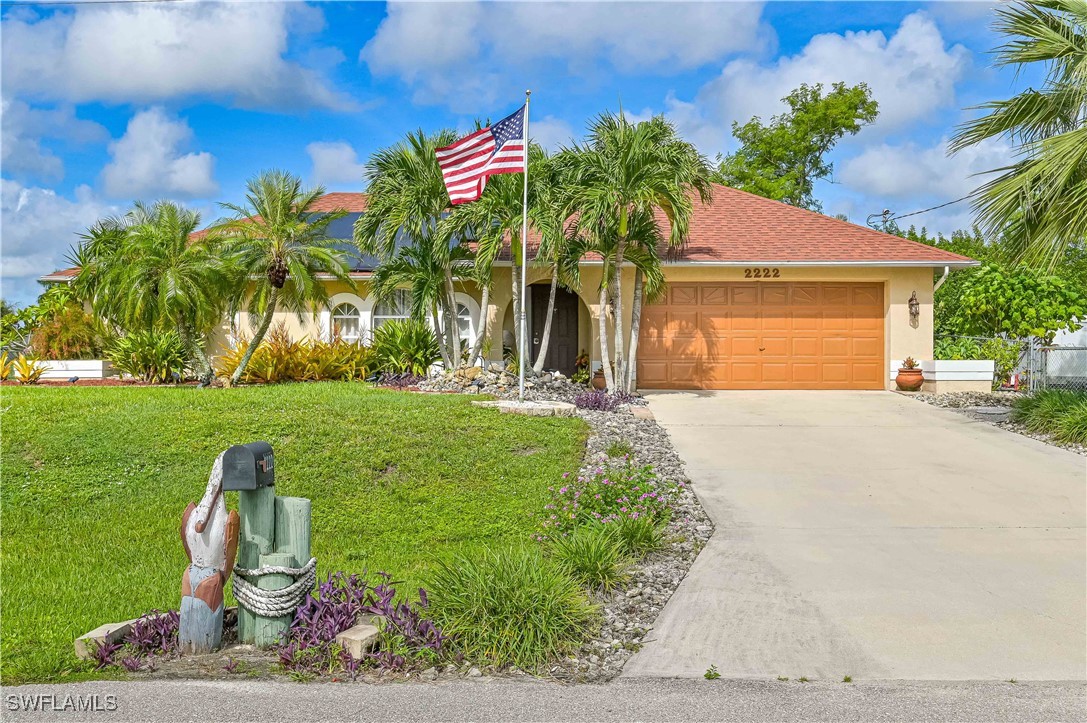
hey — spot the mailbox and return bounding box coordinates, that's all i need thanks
[222,441,275,491]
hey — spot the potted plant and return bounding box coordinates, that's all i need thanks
[896,356,923,392]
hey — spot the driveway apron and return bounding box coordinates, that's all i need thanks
[622,391,1086,680]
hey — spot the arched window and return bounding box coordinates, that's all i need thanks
[372,289,412,329]
[331,302,363,342]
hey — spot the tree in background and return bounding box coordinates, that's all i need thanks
[956,264,1085,343]
[716,82,878,211]
[950,0,1087,270]
[221,170,354,384]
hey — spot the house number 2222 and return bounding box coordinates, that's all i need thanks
[744,267,780,278]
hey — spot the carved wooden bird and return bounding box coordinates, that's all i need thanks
[179,453,240,654]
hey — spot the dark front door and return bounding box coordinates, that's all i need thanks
[531,284,579,375]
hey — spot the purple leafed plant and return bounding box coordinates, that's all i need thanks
[91,640,122,671]
[222,657,239,674]
[376,372,424,389]
[574,390,637,412]
[276,571,447,677]
[120,655,144,673]
[123,610,180,657]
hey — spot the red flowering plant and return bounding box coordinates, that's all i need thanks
[538,458,681,539]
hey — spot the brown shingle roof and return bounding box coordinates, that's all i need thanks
[41,186,975,280]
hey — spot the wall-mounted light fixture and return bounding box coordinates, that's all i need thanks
[908,291,919,328]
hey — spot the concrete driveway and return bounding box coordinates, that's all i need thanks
[623,391,1086,681]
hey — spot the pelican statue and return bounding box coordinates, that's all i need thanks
[179,453,240,654]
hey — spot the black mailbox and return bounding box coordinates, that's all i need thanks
[222,442,275,491]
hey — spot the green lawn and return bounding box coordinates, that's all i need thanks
[0,383,586,684]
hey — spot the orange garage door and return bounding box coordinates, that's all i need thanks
[638,282,885,390]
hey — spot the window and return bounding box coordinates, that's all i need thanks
[456,302,474,342]
[372,289,412,329]
[331,303,362,342]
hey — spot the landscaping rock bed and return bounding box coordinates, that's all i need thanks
[419,365,649,406]
[547,408,712,683]
[912,391,1086,456]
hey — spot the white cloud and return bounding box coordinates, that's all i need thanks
[307,141,366,186]
[838,135,1012,200]
[1,96,107,182]
[531,116,577,152]
[2,3,351,110]
[659,12,970,159]
[362,1,769,110]
[0,180,118,305]
[100,108,217,200]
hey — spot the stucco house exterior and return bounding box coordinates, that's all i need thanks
[41,184,977,391]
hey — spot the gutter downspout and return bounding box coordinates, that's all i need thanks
[933,265,950,293]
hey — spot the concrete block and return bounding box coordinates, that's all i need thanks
[497,400,577,417]
[630,406,655,421]
[74,619,139,660]
[335,623,380,659]
[470,400,501,408]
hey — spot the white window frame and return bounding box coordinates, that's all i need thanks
[319,293,373,343]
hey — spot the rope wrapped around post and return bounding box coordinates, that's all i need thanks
[232,557,317,619]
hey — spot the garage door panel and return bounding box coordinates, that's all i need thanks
[638,282,885,390]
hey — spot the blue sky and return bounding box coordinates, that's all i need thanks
[2,0,1026,305]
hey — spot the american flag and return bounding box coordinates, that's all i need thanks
[436,105,526,204]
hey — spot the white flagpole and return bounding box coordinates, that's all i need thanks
[519,90,531,402]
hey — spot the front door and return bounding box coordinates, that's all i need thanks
[531,284,579,375]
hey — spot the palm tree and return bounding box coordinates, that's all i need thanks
[950,0,1087,269]
[565,112,712,393]
[529,149,581,374]
[441,163,537,369]
[71,201,230,383]
[355,130,470,366]
[220,170,354,384]
[369,242,474,368]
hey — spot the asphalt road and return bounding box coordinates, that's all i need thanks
[3,678,1084,723]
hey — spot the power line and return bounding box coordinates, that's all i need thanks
[886,193,973,221]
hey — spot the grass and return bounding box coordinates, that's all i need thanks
[1010,390,1087,445]
[0,383,587,684]
[547,524,631,592]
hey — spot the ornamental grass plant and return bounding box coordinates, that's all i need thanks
[547,524,631,593]
[1011,390,1087,444]
[424,546,598,670]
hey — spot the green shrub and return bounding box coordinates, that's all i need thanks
[425,547,598,670]
[614,515,666,557]
[1053,399,1087,445]
[371,319,440,376]
[1011,390,1083,434]
[934,337,1021,390]
[540,459,677,538]
[547,524,630,592]
[106,330,186,383]
[933,336,982,360]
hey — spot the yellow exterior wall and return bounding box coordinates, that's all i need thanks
[216,264,935,391]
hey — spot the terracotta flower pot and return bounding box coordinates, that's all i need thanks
[895,367,923,392]
[591,369,607,390]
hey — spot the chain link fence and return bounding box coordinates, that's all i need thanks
[935,334,1087,393]
[1030,345,1087,393]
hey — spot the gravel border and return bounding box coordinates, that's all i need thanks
[911,391,1086,456]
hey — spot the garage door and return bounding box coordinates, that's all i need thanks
[638,282,885,390]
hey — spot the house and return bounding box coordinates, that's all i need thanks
[40,184,976,391]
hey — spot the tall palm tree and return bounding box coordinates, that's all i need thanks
[529,149,581,374]
[440,162,537,369]
[220,170,353,384]
[355,130,469,365]
[71,201,229,383]
[950,0,1087,269]
[565,113,712,393]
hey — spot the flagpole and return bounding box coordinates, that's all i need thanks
[519,90,531,402]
